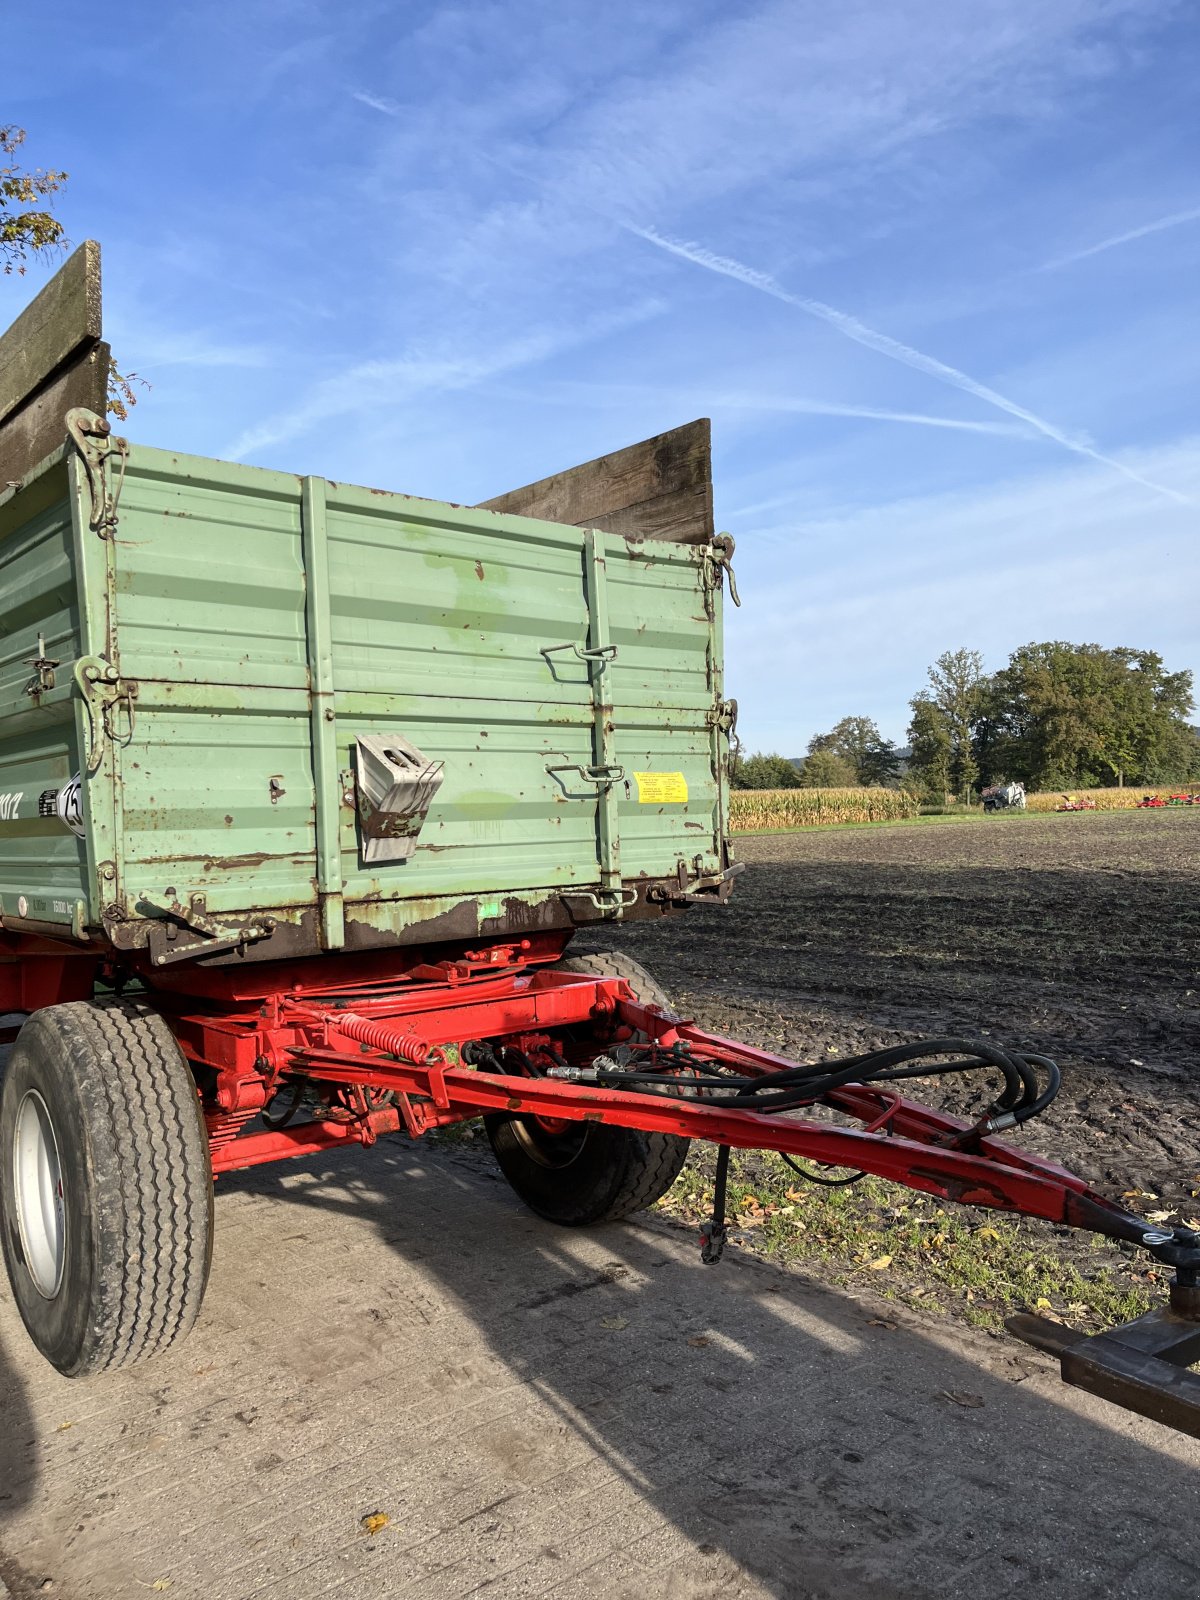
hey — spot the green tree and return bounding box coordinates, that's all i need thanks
[988,643,1195,789]
[808,716,900,786]
[1,126,67,273]
[906,694,954,804]
[798,747,857,788]
[924,648,985,800]
[731,751,801,790]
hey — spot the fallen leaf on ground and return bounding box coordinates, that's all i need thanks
[360,1513,390,1536]
[941,1391,985,1408]
[1145,1210,1171,1223]
[868,1254,892,1270]
[687,1335,711,1348]
[600,1315,629,1331]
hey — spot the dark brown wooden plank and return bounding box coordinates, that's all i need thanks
[0,341,109,488]
[0,241,101,427]
[478,417,713,543]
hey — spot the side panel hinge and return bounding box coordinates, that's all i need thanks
[66,407,129,538]
[703,533,740,607]
[706,697,738,735]
[74,656,138,774]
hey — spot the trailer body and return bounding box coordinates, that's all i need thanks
[0,419,734,976]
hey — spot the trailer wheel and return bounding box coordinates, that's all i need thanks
[0,999,213,1377]
[485,951,690,1225]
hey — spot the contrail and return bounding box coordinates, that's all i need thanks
[627,224,1188,505]
[1038,204,1200,272]
[714,393,1031,437]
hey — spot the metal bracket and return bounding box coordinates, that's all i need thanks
[540,641,618,671]
[66,407,128,537]
[24,632,59,697]
[144,894,277,968]
[562,886,639,913]
[706,697,738,735]
[704,533,741,608]
[546,763,625,796]
[74,655,138,774]
[1008,1275,1200,1438]
[648,859,745,907]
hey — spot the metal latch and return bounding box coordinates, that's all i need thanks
[354,734,444,863]
[705,533,741,607]
[540,642,618,675]
[649,859,745,907]
[706,697,738,735]
[66,407,129,538]
[145,894,277,967]
[24,633,59,697]
[74,655,138,773]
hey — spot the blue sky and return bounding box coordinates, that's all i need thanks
[6,0,1199,752]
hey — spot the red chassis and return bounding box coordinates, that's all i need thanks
[8,935,1199,1433]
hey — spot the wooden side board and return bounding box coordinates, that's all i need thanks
[0,241,105,486]
[478,417,713,544]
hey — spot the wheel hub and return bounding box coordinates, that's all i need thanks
[12,1089,66,1298]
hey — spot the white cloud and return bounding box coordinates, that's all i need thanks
[352,89,400,116]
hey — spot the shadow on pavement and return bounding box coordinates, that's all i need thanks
[231,1128,1200,1600]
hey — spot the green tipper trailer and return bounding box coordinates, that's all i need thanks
[0,409,738,968]
[2,249,1197,1450]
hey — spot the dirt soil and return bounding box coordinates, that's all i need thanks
[573,808,1200,1315]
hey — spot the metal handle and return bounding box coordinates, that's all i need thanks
[540,642,617,669]
[546,763,625,793]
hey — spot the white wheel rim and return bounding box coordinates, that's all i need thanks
[12,1089,66,1298]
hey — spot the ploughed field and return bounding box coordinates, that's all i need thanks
[573,809,1200,1327]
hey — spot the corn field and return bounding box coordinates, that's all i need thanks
[729,787,921,831]
[1024,784,1200,812]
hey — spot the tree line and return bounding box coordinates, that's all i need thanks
[732,642,1200,800]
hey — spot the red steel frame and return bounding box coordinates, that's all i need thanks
[126,939,1178,1261]
[7,932,1200,1433]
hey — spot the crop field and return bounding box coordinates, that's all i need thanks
[729,785,920,830]
[577,807,1200,1330]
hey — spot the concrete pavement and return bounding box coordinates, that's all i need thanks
[1,1124,1198,1600]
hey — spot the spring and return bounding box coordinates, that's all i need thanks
[336,1011,445,1065]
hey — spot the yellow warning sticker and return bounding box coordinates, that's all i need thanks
[633,771,688,804]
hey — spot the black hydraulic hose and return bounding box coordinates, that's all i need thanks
[779,1151,866,1188]
[573,1036,1061,1128]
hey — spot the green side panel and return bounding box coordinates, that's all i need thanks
[323,484,600,900]
[601,537,722,880]
[3,438,726,949]
[0,462,89,926]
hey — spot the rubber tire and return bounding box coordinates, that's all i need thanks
[0,998,213,1377]
[485,950,690,1225]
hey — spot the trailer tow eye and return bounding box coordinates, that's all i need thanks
[700,1145,731,1265]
